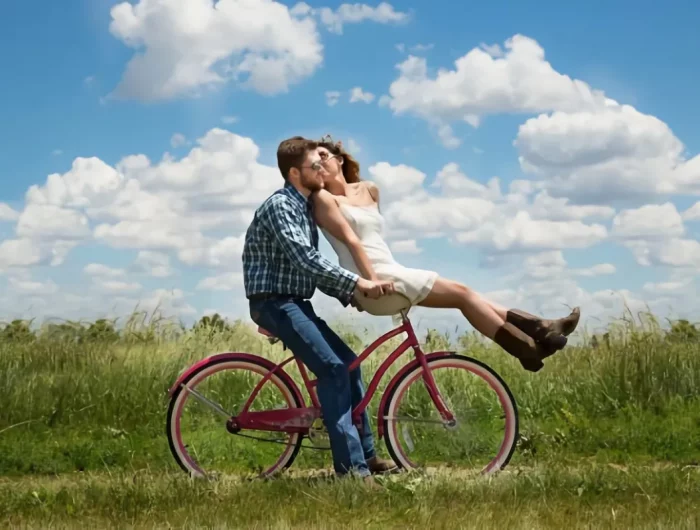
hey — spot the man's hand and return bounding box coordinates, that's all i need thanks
[349,297,365,312]
[355,277,395,300]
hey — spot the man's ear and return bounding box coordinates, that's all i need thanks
[288,167,300,181]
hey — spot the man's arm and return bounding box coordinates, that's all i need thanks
[260,195,359,304]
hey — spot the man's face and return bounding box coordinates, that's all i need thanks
[298,150,327,191]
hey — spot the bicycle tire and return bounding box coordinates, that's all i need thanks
[167,354,305,478]
[381,353,519,475]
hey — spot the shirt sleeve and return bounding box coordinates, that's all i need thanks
[260,195,359,304]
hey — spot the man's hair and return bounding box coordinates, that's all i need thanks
[277,136,318,181]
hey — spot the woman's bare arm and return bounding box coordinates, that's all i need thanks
[312,190,379,281]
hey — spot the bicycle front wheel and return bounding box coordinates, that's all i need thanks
[382,354,518,475]
[167,355,304,479]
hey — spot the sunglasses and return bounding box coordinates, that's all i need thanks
[302,153,341,171]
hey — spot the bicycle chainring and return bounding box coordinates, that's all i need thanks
[307,418,330,449]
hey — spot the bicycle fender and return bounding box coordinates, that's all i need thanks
[167,352,305,406]
[376,351,455,439]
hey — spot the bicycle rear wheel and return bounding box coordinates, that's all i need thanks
[167,355,304,479]
[382,354,518,476]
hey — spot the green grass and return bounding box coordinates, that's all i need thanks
[2,464,699,528]
[1,310,700,527]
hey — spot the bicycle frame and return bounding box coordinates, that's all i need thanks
[233,309,455,434]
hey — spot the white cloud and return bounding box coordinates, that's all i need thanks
[389,239,422,254]
[526,191,615,221]
[133,288,196,316]
[431,163,501,200]
[5,113,697,335]
[93,278,142,293]
[682,201,700,221]
[368,161,426,198]
[611,203,684,240]
[170,133,187,148]
[346,138,361,154]
[0,239,64,271]
[436,124,461,149]
[84,263,126,278]
[514,104,700,201]
[134,251,173,278]
[94,220,204,251]
[382,34,607,131]
[16,204,91,240]
[572,263,616,277]
[197,272,244,291]
[179,236,244,269]
[8,276,59,295]
[643,279,692,294]
[349,87,375,103]
[52,149,63,156]
[108,0,323,101]
[11,128,277,272]
[455,211,607,252]
[221,115,238,124]
[382,194,496,240]
[0,203,19,222]
[625,238,700,268]
[325,90,341,106]
[306,2,410,34]
[366,159,611,254]
[26,157,123,209]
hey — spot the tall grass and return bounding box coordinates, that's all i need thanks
[1,309,699,477]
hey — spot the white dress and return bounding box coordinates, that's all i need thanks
[320,202,438,316]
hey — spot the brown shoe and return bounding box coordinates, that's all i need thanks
[493,322,549,372]
[506,307,580,355]
[366,456,398,475]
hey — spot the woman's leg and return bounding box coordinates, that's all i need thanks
[417,278,504,339]
[417,278,568,372]
[473,292,580,340]
[423,280,581,343]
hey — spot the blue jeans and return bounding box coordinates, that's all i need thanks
[249,296,375,477]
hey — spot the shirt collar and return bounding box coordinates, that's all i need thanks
[284,181,313,210]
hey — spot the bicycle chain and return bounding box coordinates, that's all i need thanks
[231,431,331,451]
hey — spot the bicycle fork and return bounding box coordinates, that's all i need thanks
[421,363,457,427]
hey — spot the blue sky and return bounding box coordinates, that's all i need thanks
[1,0,699,336]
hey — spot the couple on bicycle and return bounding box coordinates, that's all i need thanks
[242,135,580,483]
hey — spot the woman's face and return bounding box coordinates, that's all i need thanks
[317,146,344,184]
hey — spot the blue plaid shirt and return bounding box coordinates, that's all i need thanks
[242,182,359,305]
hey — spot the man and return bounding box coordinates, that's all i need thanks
[242,136,398,482]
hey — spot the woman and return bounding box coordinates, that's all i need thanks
[310,136,580,373]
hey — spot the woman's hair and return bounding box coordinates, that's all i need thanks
[318,135,361,184]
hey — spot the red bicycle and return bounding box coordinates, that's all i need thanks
[166,302,519,479]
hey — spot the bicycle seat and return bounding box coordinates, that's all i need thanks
[353,291,413,316]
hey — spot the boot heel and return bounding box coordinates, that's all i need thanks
[541,333,567,358]
[544,333,567,350]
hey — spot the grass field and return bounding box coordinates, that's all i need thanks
[1,310,699,528]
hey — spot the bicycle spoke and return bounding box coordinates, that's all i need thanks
[168,358,305,478]
[181,382,233,419]
[383,356,518,474]
[382,416,447,424]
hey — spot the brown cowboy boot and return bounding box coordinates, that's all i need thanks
[493,322,550,372]
[506,307,580,357]
[366,455,398,475]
